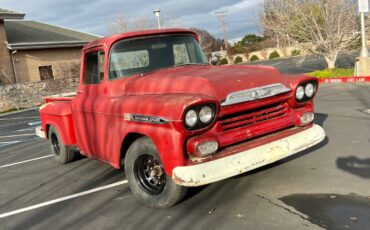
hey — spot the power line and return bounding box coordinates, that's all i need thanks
[215,10,229,52]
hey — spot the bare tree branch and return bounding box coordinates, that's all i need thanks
[261,0,359,69]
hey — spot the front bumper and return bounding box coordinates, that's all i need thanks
[172,124,325,187]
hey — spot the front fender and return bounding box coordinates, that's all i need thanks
[108,94,219,174]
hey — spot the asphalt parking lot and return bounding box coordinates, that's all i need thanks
[0,83,369,230]
[245,51,356,74]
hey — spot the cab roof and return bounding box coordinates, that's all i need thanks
[82,28,198,51]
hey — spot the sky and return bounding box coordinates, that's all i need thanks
[0,0,262,41]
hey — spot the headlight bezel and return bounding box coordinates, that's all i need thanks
[295,80,318,103]
[184,103,217,131]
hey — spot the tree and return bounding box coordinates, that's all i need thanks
[190,28,224,55]
[261,0,359,69]
[241,34,264,47]
[108,14,183,35]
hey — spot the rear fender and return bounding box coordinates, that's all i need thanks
[40,102,77,145]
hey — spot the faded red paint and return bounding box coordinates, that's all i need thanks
[39,29,318,176]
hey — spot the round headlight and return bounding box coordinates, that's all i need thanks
[305,83,315,97]
[295,86,305,100]
[185,109,198,127]
[199,106,214,124]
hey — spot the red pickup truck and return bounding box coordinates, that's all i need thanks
[37,28,325,208]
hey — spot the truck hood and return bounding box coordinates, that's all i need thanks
[124,65,289,102]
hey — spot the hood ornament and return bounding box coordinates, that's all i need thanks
[221,83,291,106]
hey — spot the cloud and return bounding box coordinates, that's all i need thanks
[0,0,262,39]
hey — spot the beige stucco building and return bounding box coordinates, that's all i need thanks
[0,8,99,84]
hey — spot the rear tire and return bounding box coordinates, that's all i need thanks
[124,137,187,208]
[48,125,76,164]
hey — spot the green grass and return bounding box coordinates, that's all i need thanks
[306,68,354,78]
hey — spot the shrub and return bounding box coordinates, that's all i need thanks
[291,50,301,56]
[250,55,260,62]
[269,51,280,59]
[234,56,243,64]
[220,58,228,65]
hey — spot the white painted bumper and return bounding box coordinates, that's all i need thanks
[172,124,325,187]
[35,126,46,138]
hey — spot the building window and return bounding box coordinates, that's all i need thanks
[39,66,54,80]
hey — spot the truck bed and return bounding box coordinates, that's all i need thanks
[42,92,76,103]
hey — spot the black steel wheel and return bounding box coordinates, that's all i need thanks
[50,132,60,156]
[48,125,76,164]
[124,137,187,208]
[134,154,166,195]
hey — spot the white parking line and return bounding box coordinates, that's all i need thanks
[0,121,37,128]
[0,134,35,139]
[0,180,128,218]
[0,155,53,169]
[0,117,39,121]
[0,137,40,148]
[271,61,282,66]
[28,121,41,126]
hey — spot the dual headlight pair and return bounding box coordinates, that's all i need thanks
[184,104,216,130]
[295,81,317,102]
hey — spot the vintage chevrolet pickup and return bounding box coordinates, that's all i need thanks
[37,28,326,208]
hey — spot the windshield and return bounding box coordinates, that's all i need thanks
[109,35,208,80]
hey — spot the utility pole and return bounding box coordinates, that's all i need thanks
[357,0,370,76]
[359,0,369,57]
[215,10,229,52]
[153,10,161,29]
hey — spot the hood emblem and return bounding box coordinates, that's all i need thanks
[221,83,291,106]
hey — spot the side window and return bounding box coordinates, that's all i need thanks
[173,44,190,65]
[84,51,105,84]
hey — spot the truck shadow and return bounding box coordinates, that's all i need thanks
[314,113,328,127]
[280,193,370,230]
[336,156,370,179]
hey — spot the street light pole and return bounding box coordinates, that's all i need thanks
[153,10,161,29]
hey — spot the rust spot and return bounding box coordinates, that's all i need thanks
[202,174,206,178]
[172,173,187,184]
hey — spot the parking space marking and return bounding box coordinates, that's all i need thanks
[0,180,128,218]
[0,117,39,121]
[27,121,41,126]
[0,121,38,128]
[0,134,35,139]
[0,155,53,169]
[0,137,41,148]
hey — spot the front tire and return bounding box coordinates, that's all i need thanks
[48,125,76,164]
[124,137,187,208]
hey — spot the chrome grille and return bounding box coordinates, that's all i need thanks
[220,103,288,131]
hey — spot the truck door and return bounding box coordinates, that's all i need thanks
[73,49,107,157]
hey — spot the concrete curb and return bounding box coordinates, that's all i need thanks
[0,107,38,117]
[318,76,370,84]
